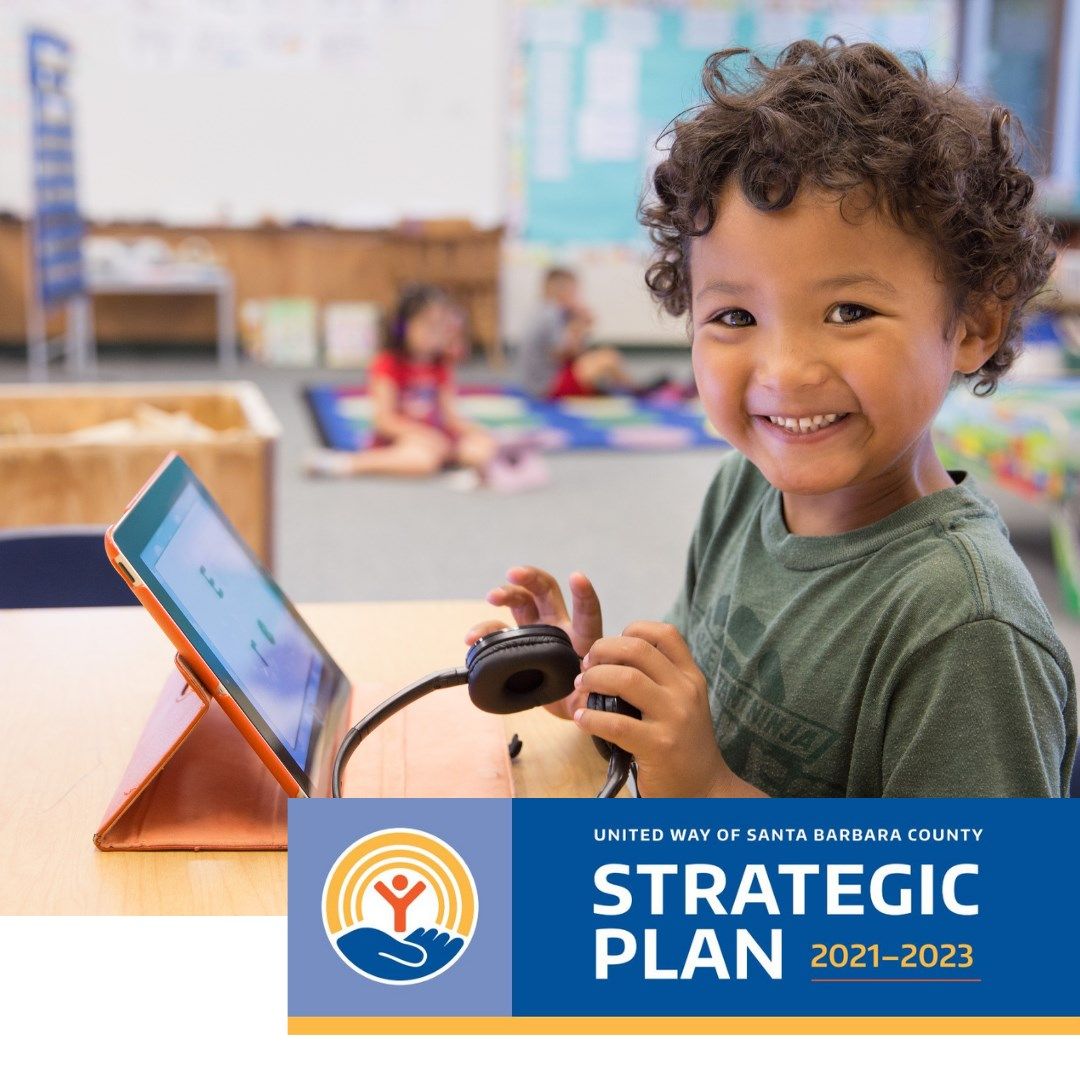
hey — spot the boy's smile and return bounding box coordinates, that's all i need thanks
[689,182,1000,536]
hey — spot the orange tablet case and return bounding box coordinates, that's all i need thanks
[95,656,290,851]
[94,655,515,851]
[96,454,514,852]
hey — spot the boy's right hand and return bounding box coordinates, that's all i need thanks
[464,566,602,721]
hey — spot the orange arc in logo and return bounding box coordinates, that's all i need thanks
[323,829,476,938]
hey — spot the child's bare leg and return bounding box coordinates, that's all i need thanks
[453,429,499,472]
[353,429,452,475]
[571,347,634,390]
[308,430,450,477]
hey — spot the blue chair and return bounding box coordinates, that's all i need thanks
[0,526,138,608]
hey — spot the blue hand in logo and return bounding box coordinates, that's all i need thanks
[335,925,465,982]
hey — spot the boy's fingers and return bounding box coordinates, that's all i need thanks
[486,584,541,626]
[577,663,664,717]
[568,571,603,640]
[572,706,648,757]
[505,565,569,624]
[621,621,698,672]
[464,619,510,645]
[583,634,673,686]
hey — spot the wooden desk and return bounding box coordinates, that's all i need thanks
[0,601,611,916]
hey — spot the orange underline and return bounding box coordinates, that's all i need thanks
[811,978,982,983]
[289,1015,1080,1035]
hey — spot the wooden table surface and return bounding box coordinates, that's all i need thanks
[0,600,612,915]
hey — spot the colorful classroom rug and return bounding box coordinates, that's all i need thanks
[933,375,1080,618]
[304,384,726,452]
[933,377,1080,503]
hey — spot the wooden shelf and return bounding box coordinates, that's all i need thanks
[0,219,504,362]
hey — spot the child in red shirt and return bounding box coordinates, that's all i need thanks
[308,284,497,478]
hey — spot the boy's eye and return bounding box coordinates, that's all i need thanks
[711,308,756,328]
[825,302,874,325]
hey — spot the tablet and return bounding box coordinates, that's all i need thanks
[105,453,350,797]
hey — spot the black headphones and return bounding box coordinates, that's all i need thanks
[331,624,640,798]
[464,625,580,712]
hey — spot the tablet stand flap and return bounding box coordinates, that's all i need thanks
[95,662,515,853]
[94,656,288,852]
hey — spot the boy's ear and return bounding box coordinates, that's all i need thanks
[952,296,1011,376]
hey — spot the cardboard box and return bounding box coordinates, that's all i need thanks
[0,382,280,566]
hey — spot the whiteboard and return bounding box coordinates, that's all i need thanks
[0,0,508,227]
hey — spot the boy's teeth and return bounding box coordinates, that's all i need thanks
[767,413,842,433]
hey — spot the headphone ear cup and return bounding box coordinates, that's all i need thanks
[466,626,580,714]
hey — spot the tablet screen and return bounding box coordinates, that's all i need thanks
[141,482,323,767]
[113,456,343,794]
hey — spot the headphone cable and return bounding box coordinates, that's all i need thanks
[331,667,469,798]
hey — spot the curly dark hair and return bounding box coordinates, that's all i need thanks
[641,38,1056,394]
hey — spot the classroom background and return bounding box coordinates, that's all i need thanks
[1,0,1079,657]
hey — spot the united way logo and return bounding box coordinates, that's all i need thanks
[322,828,478,985]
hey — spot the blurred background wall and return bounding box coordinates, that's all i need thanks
[0,0,1077,353]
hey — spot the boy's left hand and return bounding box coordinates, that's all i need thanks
[573,621,730,798]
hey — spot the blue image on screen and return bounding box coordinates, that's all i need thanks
[142,483,321,764]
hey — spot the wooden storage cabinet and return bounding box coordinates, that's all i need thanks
[0,382,280,566]
[0,219,503,361]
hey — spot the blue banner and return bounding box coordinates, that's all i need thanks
[288,798,1080,1033]
[27,29,84,308]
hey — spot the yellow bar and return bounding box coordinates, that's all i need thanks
[289,1016,1080,1036]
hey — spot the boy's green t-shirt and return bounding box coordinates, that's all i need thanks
[666,452,1077,797]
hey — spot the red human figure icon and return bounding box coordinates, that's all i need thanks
[374,873,427,933]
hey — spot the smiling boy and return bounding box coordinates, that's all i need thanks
[468,39,1076,797]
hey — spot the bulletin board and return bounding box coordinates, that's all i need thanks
[516,1,958,247]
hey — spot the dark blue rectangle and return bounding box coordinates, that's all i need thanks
[511,799,1080,1017]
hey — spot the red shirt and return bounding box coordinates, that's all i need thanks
[369,350,450,428]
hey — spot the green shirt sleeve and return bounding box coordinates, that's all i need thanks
[882,618,1071,797]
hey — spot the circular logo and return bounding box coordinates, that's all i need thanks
[321,828,478,985]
